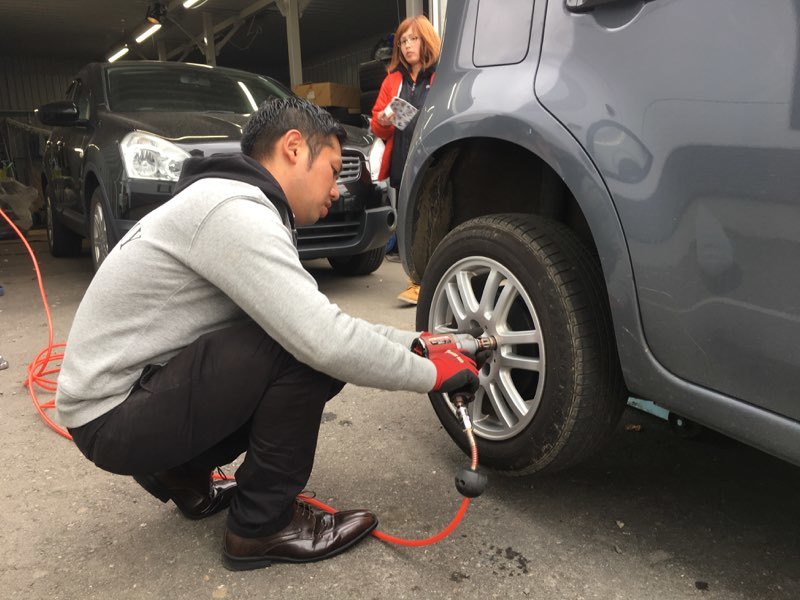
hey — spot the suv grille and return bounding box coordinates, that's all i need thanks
[337,154,361,183]
[296,213,363,247]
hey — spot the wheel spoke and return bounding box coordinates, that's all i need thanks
[444,281,468,328]
[492,279,518,324]
[478,267,503,318]
[470,386,488,423]
[456,270,479,314]
[432,324,460,334]
[499,351,540,372]
[498,369,529,418]
[485,380,517,428]
[496,329,540,346]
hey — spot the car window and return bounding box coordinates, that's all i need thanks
[65,80,77,100]
[72,80,91,120]
[105,66,288,113]
[473,0,534,67]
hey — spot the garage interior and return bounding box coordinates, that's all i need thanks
[0,0,443,231]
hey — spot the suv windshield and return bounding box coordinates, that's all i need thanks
[106,65,288,113]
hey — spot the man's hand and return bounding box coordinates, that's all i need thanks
[429,349,480,394]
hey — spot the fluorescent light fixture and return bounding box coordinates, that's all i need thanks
[237,81,258,112]
[183,0,201,7]
[108,47,129,62]
[136,22,162,43]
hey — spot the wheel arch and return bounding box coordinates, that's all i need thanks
[82,161,119,237]
[83,169,101,212]
[399,118,626,282]
[398,114,644,389]
[401,136,595,278]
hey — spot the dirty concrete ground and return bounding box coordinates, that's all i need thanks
[1,231,799,600]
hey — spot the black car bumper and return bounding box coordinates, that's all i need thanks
[297,205,396,260]
[115,180,395,260]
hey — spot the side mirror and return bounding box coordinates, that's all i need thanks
[36,101,85,127]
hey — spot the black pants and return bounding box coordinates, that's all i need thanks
[69,320,344,538]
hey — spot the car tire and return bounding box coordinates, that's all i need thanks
[45,190,82,257]
[416,214,627,474]
[90,187,116,271]
[328,246,386,276]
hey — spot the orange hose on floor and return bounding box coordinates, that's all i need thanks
[299,493,471,547]
[1,206,473,546]
[0,208,71,439]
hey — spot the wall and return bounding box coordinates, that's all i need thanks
[302,36,380,87]
[0,56,85,114]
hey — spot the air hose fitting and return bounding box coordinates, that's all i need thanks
[451,392,488,498]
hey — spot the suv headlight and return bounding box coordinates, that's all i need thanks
[120,132,190,182]
[366,137,385,183]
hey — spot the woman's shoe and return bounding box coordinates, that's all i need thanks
[397,282,419,305]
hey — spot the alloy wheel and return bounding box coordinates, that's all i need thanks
[427,256,546,441]
[91,199,109,268]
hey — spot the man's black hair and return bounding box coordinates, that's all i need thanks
[241,96,347,164]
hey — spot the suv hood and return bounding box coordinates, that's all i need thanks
[107,110,372,151]
[109,110,247,144]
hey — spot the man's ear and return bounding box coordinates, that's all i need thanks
[283,129,304,164]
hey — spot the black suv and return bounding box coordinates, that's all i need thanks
[37,61,394,274]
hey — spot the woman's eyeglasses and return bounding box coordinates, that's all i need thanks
[398,35,420,47]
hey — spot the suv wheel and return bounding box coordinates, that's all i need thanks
[45,191,82,257]
[90,188,115,271]
[417,214,626,474]
[328,246,386,276]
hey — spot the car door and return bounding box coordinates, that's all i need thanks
[45,81,74,212]
[537,0,800,420]
[60,77,92,225]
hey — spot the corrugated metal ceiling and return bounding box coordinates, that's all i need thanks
[0,0,403,68]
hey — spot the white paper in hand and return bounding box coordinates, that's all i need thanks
[388,96,418,130]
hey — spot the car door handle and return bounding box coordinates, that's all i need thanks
[566,0,643,13]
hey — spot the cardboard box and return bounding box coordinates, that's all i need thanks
[292,82,360,110]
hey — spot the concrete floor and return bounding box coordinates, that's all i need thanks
[1,231,799,600]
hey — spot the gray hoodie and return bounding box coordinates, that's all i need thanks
[55,154,435,428]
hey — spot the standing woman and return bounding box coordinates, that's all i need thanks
[371,15,441,305]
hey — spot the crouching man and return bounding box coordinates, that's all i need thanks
[55,96,478,571]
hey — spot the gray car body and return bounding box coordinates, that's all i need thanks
[398,0,800,466]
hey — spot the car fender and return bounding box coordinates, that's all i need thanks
[80,152,116,234]
[399,105,657,389]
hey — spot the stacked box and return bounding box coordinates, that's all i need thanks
[292,82,361,111]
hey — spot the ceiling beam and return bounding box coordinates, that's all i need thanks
[406,0,423,17]
[279,0,303,87]
[165,0,278,61]
[202,12,216,66]
[216,22,244,54]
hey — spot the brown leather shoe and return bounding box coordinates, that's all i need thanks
[222,499,378,571]
[133,468,237,520]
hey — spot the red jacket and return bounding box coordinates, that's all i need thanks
[370,70,435,182]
